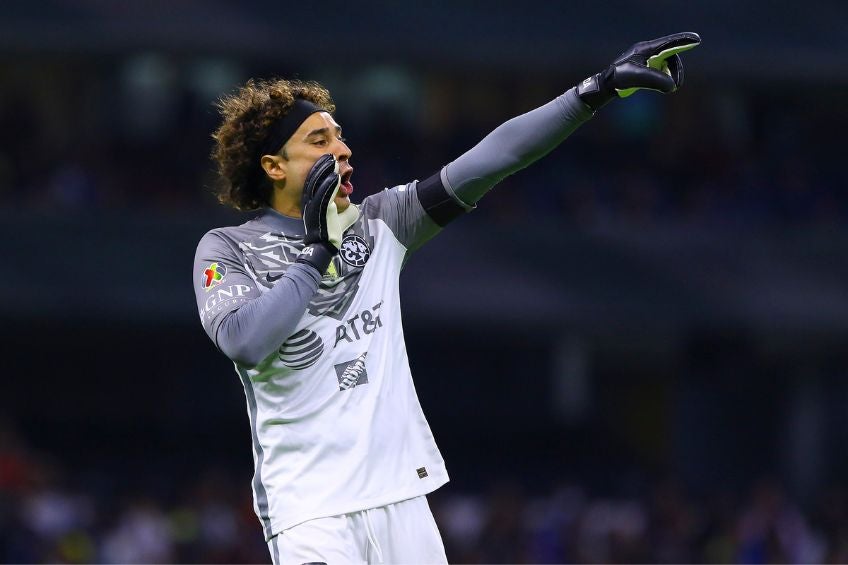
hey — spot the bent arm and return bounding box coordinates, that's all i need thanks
[443,87,594,205]
[214,264,320,368]
[194,232,321,369]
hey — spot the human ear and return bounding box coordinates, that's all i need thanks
[260,154,286,182]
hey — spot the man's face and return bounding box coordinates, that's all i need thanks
[279,111,354,212]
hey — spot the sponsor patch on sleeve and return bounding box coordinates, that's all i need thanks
[202,262,227,291]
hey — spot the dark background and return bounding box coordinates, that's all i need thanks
[1,1,847,562]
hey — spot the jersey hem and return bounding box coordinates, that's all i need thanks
[262,474,450,541]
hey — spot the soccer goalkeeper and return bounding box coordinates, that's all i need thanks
[193,32,699,564]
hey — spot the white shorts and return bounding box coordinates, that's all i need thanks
[267,495,447,565]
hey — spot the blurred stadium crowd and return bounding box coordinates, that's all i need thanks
[2,424,847,563]
[0,59,844,230]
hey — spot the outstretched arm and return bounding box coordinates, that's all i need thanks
[420,32,701,211]
[443,88,593,206]
[358,33,701,253]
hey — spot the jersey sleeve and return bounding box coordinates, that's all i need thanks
[443,87,594,205]
[361,88,593,253]
[193,230,262,343]
[193,229,322,368]
[361,175,472,253]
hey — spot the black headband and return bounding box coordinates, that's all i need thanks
[258,98,323,158]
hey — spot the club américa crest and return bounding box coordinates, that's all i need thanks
[339,234,371,267]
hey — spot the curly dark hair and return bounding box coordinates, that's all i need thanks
[211,78,335,211]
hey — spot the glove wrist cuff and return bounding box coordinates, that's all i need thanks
[576,69,616,112]
[295,242,336,275]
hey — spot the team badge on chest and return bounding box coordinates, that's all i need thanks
[339,234,371,267]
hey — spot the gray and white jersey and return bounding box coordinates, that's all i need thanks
[193,182,449,539]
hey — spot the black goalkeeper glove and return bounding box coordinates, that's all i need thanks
[296,154,343,274]
[577,32,701,111]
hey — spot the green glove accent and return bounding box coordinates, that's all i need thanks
[617,39,701,98]
[322,157,360,249]
[328,202,360,249]
[577,32,701,111]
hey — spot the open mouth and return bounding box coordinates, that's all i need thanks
[339,169,354,196]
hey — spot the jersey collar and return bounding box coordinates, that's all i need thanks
[258,207,305,236]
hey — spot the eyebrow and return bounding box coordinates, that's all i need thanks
[304,125,342,139]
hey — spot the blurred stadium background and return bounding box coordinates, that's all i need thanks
[1,1,847,562]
